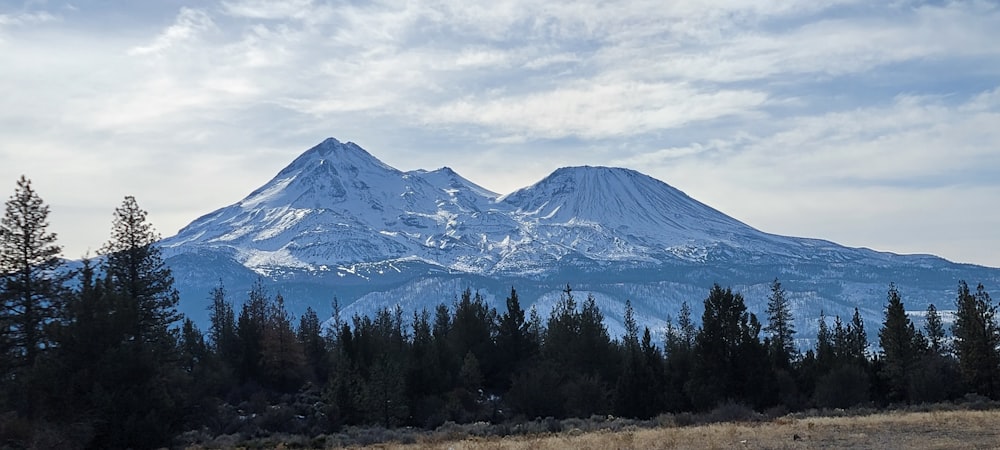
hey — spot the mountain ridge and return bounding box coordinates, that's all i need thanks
[160,137,1000,342]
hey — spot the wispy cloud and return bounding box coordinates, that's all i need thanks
[129,8,216,56]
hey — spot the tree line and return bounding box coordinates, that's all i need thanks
[2,175,999,448]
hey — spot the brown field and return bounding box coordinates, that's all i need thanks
[343,409,1000,450]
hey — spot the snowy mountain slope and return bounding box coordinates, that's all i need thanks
[161,138,507,275]
[161,138,1000,342]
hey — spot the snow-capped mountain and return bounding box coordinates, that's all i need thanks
[161,138,1000,342]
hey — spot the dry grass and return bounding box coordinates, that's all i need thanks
[345,409,1000,450]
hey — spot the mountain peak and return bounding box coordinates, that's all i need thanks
[278,138,396,177]
[409,166,499,199]
[502,164,753,242]
[232,138,407,210]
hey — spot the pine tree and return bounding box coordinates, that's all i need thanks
[100,195,180,349]
[236,278,269,382]
[431,303,456,389]
[0,176,69,380]
[664,301,699,412]
[526,305,544,349]
[663,314,694,412]
[614,300,659,418]
[260,293,307,390]
[952,281,1000,398]
[849,308,868,362]
[207,281,238,368]
[298,306,327,381]
[764,278,796,368]
[406,308,448,426]
[878,283,921,403]
[495,287,534,387]
[449,289,497,389]
[578,293,616,382]
[622,299,639,350]
[687,284,765,410]
[544,285,579,366]
[91,196,184,448]
[677,301,696,350]
[815,311,834,370]
[179,318,208,376]
[924,303,946,356]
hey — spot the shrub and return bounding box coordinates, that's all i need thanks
[703,402,758,423]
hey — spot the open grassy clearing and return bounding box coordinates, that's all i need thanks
[343,409,1000,450]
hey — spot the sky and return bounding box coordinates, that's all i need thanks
[1,0,999,267]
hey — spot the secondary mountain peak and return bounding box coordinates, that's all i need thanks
[409,166,499,200]
[501,165,752,243]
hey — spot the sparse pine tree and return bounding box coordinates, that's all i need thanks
[100,195,181,350]
[496,287,534,387]
[849,307,868,362]
[814,310,834,371]
[88,196,184,448]
[236,278,269,382]
[677,301,696,350]
[622,299,639,350]
[261,293,306,391]
[0,176,69,382]
[878,283,921,403]
[764,278,796,367]
[952,281,1000,398]
[298,306,327,381]
[207,281,238,367]
[924,303,946,356]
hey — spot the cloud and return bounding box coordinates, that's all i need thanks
[221,0,321,21]
[426,82,768,140]
[129,8,216,56]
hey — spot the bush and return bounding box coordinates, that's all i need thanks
[702,402,758,423]
[814,365,870,409]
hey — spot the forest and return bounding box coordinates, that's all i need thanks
[2,175,999,449]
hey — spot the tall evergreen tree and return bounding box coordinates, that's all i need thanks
[663,314,694,412]
[544,285,579,366]
[614,300,660,418]
[450,289,496,385]
[677,301,697,350]
[815,310,833,370]
[924,303,946,357]
[406,308,448,426]
[179,318,209,376]
[952,281,1000,398]
[495,287,534,387]
[0,176,68,380]
[100,195,181,349]
[526,305,544,349]
[89,195,185,448]
[260,293,307,390]
[878,283,923,403]
[849,308,869,362]
[207,281,238,368]
[687,284,766,410]
[236,278,269,382]
[578,293,617,383]
[298,306,327,382]
[764,278,796,368]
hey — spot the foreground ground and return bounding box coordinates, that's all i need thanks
[344,409,1000,450]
